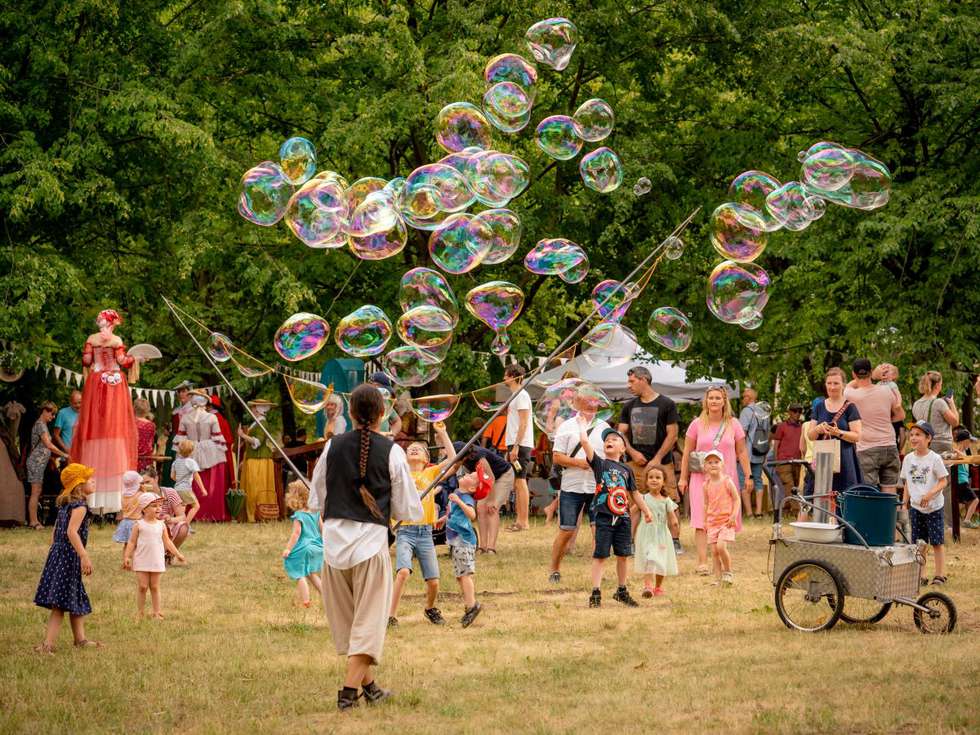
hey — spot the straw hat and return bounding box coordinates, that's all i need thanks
[189,388,210,399]
[60,463,95,492]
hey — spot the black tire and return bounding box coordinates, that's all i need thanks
[837,598,892,624]
[913,591,957,634]
[775,560,844,632]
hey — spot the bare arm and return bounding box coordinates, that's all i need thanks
[51,427,67,453]
[651,423,678,465]
[678,441,692,493]
[941,398,959,426]
[508,408,530,461]
[449,494,477,521]
[282,519,302,557]
[124,524,140,569]
[432,422,456,470]
[66,506,92,575]
[631,490,653,522]
[40,430,67,457]
[735,437,753,484]
[890,391,906,422]
[618,422,645,464]
[922,475,948,506]
[193,471,208,497]
[727,479,740,525]
[162,526,184,561]
[578,417,595,462]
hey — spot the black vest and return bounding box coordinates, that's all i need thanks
[323,430,393,527]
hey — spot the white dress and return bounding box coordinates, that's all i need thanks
[173,408,226,471]
[132,519,167,573]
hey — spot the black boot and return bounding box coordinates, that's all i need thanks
[337,687,359,711]
[361,680,392,705]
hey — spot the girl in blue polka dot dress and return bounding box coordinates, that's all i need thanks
[33,464,100,654]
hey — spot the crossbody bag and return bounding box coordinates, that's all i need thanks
[689,420,727,473]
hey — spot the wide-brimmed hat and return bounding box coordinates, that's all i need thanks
[122,470,144,493]
[189,388,210,399]
[61,463,95,492]
[172,380,195,391]
[136,492,163,513]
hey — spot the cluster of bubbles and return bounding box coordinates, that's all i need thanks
[533,377,613,439]
[534,104,621,193]
[707,141,891,331]
[524,238,589,283]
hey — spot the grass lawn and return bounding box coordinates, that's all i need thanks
[1,516,978,734]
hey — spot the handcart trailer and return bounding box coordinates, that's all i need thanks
[769,496,956,634]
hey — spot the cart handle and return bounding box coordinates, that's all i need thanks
[778,495,873,551]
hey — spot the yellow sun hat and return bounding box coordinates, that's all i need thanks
[60,463,95,492]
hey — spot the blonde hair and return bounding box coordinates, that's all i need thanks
[134,398,152,419]
[56,483,87,507]
[40,401,57,415]
[825,367,846,382]
[645,465,667,496]
[178,439,195,457]
[285,481,310,511]
[697,386,733,425]
[918,370,942,397]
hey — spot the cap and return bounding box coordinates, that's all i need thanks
[601,428,624,442]
[369,372,393,389]
[954,427,974,443]
[910,420,935,438]
[473,464,493,501]
[703,449,724,462]
[136,492,163,513]
[788,404,804,412]
[122,470,144,493]
[60,463,94,492]
[852,358,872,377]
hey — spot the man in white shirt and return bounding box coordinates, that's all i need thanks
[547,390,609,584]
[503,364,534,532]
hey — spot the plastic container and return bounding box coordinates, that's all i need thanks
[840,485,899,546]
[789,521,843,543]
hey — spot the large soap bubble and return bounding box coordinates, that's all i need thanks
[475,209,522,265]
[533,377,612,437]
[428,213,493,274]
[335,305,393,357]
[706,261,771,325]
[285,376,331,415]
[484,53,538,93]
[483,81,532,120]
[524,238,589,283]
[399,267,459,325]
[710,203,769,262]
[284,175,348,248]
[801,144,856,192]
[278,137,317,185]
[410,394,461,423]
[381,346,443,388]
[535,115,583,160]
[525,17,578,71]
[396,305,455,349]
[209,332,232,363]
[765,182,815,232]
[465,151,530,206]
[274,313,330,362]
[581,322,637,369]
[345,177,398,237]
[435,102,493,153]
[471,381,509,412]
[465,281,525,355]
[647,307,693,352]
[348,218,408,260]
[573,99,614,142]
[591,279,637,322]
[728,170,783,232]
[398,163,475,229]
[580,147,623,193]
[238,162,292,227]
[800,144,891,211]
[483,103,532,135]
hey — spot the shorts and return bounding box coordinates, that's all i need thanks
[956,483,978,505]
[177,488,198,505]
[629,460,678,501]
[449,543,476,577]
[558,491,596,530]
[737,462,765,490]
[394,525,439,580]
[478,467,515,509]
[910,507,944,546]
[112,518,135,543]
[856,446,901,488]
[775,464,802,494]
[507,445,532,480]
[706,523,736,545]
[593,514,633,559]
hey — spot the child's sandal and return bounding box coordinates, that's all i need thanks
[695,564,710,576]
[930,576,947,586]
[73,639,102,649]
[34,642,55,655]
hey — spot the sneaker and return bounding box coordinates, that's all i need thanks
[589,589,601,608]
[548,571,561,585]
[337,688,360,711]
[361,681,392,705]
[613,587,639,608]
[387,616,398,628]
[461,602,482,628]
[653,587,665,597]
[721,571,734,586]
[424,607,446,625]
[641,584,654,599]
[673,539,684,555]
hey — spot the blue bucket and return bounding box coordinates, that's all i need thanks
[840,485,899,546]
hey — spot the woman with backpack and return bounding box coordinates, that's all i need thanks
[737,387,770,519]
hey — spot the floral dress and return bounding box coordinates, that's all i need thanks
[34,501,92,615]
[26,419,52,484]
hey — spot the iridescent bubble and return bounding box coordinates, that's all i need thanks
[435,102,492,153]
[396,305,454,349]
[573,99,614,142]
[581,322,637,369]
[278,137,317,185]
[465,281,525,357]
[410,394,461,423]
[740,311,764,330]
[398,163,475,229]
[579,147,623,193]
[381,346,443,388]
[558,255,590,284]
[483,102,532,135]
[209,333,232,363]
[524,238,588,281]
[348,218,408,260]
[633,177,652,196]
[710,203,769,262]
[285,376,331,415]
[728,170,783,232]
[843,153,892,210]
[284,175,348,248]
[273,313,330,362]
[706,261,771,325]
[345,177,398,237]
[664,235,684,260]
[471,382,509,412]
[806,196,827,220]
[484,53,538,93]
[746,341,759,353]
[483,81,532,119]
[398,267,460,325]
[238,162,292,227]
[465,151,530,206]
[533,378,612,437]
[647,307,693,352]
[591,279,636,322]
[535,115,582,160]
[765,182,814,232]
[801,145,856,192]
[230,353,272,379]
[525,17,578,72]
[476,209,522,265]
[428,213,493,274]
[335,305,393,357]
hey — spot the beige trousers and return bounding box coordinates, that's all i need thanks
[322,547,393,665]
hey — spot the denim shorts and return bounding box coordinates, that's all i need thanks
[395,525,439,580]
[558,491,596,530]
[910,507,944,547]
[593,514,633,559]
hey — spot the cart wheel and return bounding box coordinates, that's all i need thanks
[775,560,844,632]
[837,598,892,625]
[913,592,957,634]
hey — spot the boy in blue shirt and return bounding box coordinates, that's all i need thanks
[576,414,652,608]
[444,467,490,627]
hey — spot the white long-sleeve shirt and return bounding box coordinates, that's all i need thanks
[308,438,421,569]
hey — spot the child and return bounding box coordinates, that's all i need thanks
[702,450,740,586]
[900,421,949,585]
[576,416,651,608]
[112,470,146,562]
[124,492,186,619]
[444,467,488,627]
[951,428,979,529]
[389,421,455,627]
[145,468,190,553]
[33,464,100,653]
[281,481,324,607]
[171,439,205,525]
[634,466,680,597]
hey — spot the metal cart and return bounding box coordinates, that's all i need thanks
[769,496,956,634]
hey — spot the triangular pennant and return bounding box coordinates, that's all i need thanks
[54,365,63,380]
[74,372,83,387]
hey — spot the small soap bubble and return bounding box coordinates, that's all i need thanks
[209,333,232,363]
[633,177,652,196]
[238,162,292,227]
[435,102,492,153]
[710,202,769,262]
[573,98,614,142]
[535,115,583,160]
[525,17,578,71]
[728,170,783,232]
[747,341,759,353]
[278,137,317,185]
[664,236,684,261]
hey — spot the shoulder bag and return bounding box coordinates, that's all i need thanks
[812,400,850,473]
[689,420,727,474]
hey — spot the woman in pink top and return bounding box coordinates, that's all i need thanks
[678,386,752,574]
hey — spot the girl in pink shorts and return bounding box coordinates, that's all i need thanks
[701,450,740,586]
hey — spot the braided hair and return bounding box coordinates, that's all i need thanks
[349,384,386,521]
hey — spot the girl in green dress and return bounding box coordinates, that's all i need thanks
[281,482,324,607]
[634,466,680,597]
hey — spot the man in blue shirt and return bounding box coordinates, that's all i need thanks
[52,390,82,453]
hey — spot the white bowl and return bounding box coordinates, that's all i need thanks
[790,521,843,543]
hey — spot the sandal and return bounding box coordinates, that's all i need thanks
[34,642,55,655]
[930,576,947,586]
[30,523,44,531]
[485,548,497,555]
[695,565,710,576]
[505,524,528,532]
[477,547,487,554]
[73,639,103,649]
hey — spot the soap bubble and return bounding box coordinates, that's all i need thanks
[806,196,827,220]
[284,176,348,248]
[579,147,623,193]
[465,281,525,357]
[710,203,769,262]
[573,98,614,142]
[381,346,443,388]
[801,145,856,192]
[581,322,637,368]
[746,341,759,353]
[524,238,588,281]
[535,115,583,160]
[647,307,693,352]
[410,394,461,423]
[285,376,331,415]
[465,151,530,206]
[398,163,475,229]
[238,162,292,227]
[706,261,771,325]
[399,267,459,325]
[664,235,684,260]
[273,313,330,362]
[765,182,814,232]
[230,353,272,379]
[525,17,578,71]
[335,305,393,357]
[842,154,892,210]
[728,170,783,232]
[396,305,455,349]
[633,177,652,196]
[471,382,509,412]
[476,209,522,264]
[482,103,532,135]
[483,81,532,119]
[428,213,493,274]
[278,137,316,185]
[435,102,492,153]
[345,177,398,237]
[484,53,538,93]
[739,311,764,330]
[591,279,637,322]
[209,332,232,363]
[348,218,408,260]
[533,377,612,437]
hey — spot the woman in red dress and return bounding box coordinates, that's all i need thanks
[134,398,156,472]
[70,309,141,514]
